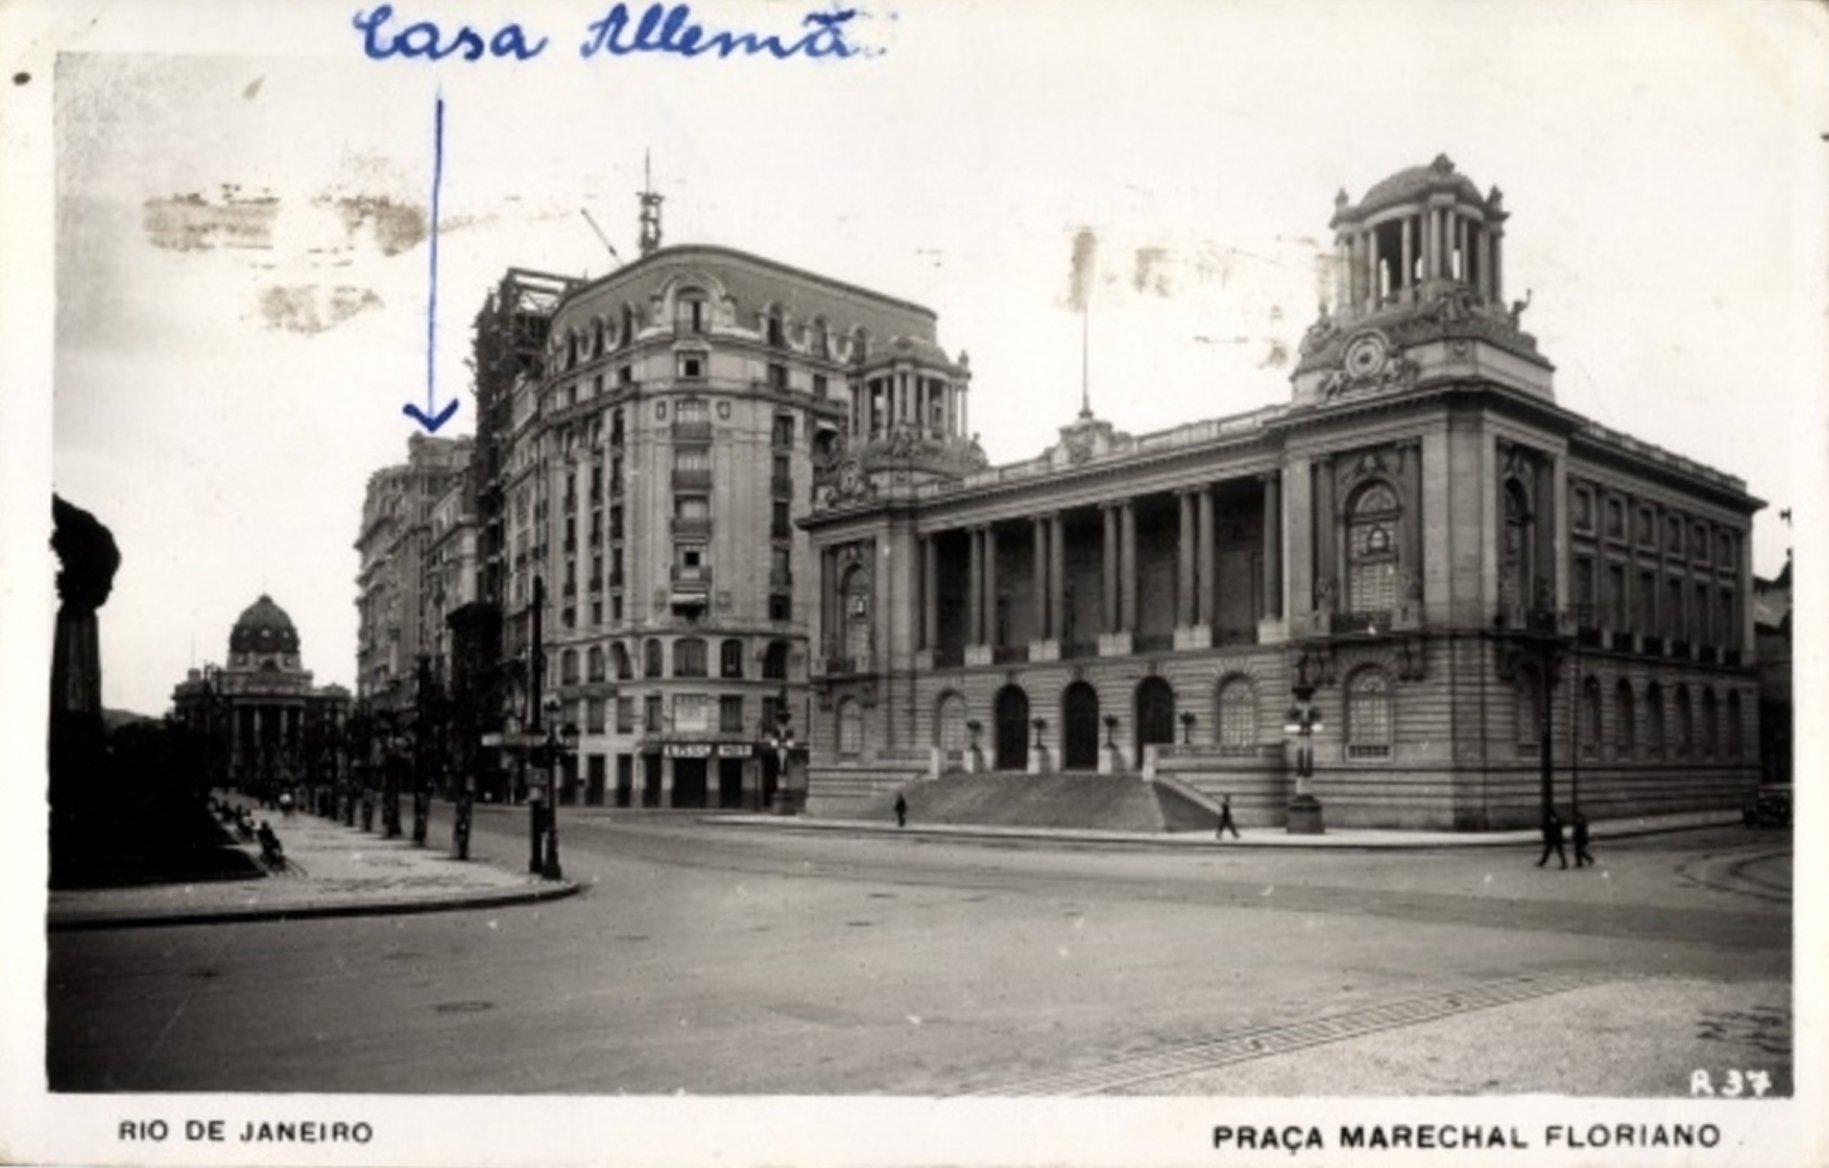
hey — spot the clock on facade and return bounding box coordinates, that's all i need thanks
[1343,332,1390,380]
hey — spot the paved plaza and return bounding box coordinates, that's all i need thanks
[44,801,1790,1099]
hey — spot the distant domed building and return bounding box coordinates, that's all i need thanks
[172,595,351,793]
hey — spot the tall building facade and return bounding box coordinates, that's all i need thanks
[802,157,1765,830]
[172,595,351,792]
[489,244,976,808]
[354,433,472,715]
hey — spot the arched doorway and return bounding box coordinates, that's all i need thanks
[994,685,1030,771]
[1135,676,1176,751]
[1062,682,1100,770]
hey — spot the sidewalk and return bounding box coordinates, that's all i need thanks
[47,796,579,931]
[707,808,1745,849]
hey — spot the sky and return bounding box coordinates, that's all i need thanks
[15,0,1826,718]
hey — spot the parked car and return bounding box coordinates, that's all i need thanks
[1743,784,1792,828]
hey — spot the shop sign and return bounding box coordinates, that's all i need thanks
[664,744,713,759]
[717,744,753,758]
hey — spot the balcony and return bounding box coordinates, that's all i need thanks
[1132,633,1173,654]
[609,568,624,588]
[669,566,713,591]
[609,476,625,498]
[1667,639,1690,659]
[992,644,1031,664]
[1698,644,1719,664]
[672,419,713,442]
[932,646,965,669]
[1608,630,1635,652]
[673,468,713,490]
[671,516,713,538]
[1062,640,1098,660]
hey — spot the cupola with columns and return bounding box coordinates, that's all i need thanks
[1291,154,1553,409]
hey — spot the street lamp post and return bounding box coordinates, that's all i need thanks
[1283,657,1325,835]
[412,655,433,847]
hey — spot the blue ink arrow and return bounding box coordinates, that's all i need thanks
[404,93,459,433]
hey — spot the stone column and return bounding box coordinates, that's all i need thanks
[1198,487,1216,627]
[983,524,1000,648]
[1176,491,1196,628]
[1102,505,1119,634]
[1048,514,1066,642]
[1031,516,1050,653]
[1423,208,1437,282]
[1400,216,1414,299]
[968,527,984,647]
[1120,500,1138,633]
[1490,226,1505,304]
[922,536,938,654]
[1402,439,1424,621]
[1262,470,1283,621]
[1367,226,1381,308]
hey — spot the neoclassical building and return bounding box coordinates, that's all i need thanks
[492,241,979,808]
[802,157,1764,830]
[172,595,351,791]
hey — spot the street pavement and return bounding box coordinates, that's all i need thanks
[44,796,1745,930]
[44,804,1791,1098]
[46,794,578,930]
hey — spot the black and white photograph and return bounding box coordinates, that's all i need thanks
[2,1,1823,1165]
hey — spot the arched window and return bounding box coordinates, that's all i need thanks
[619,303,636,348]
[765,304,786,348]
[812,317,831,360]
[1675,685,1694,755]
[763,640,790,681]
[837,699,863,758]
[1500,478,1533,612]
[644,638,663,679]
[1216,676,1258,753]
[1345,482,1401,615]
[850,326,869,364]
[674,289,707,335]
[1580,676,1602,757]
[720,639,745,679]
[1726,691,1744,758]
[842,567,871,664]
[1346,668,1392,759]
[1701,687,1719,757]
[935,692,968,753]
[674,638,707,678]
[1614,680,1636,757]
[587,646,605,682]
[560,649,579,685]
[611,642,632,681]
[1646,682,1666,756]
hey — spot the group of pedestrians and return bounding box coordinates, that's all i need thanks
[1536,809,1596,869]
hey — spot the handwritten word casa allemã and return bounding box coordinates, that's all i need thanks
[351,4,868,63]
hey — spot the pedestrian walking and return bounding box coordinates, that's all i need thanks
[893,793,908,828]
[1535,809,1568,869]
[1572,812,1594,868]
[1215,795,1240,840]
[278,789,294,818]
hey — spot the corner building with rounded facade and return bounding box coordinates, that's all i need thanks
[802,158,1763,830]
[510,245,975,808]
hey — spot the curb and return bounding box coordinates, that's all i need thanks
[702,813,1745,851]
[47,879,582,932]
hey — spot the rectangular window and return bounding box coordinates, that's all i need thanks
[1637,569,1656,633]
[813,374,828,400]
[676,352,705,380]
[1665,578,1683,638]
[675,639,708,678]
[773,413,795,447]
[587,699,607,734]
[769,593,791,622]
[768,363,789,390]
[616,696,634,734]
[1607,564,1627,629]
[772,499,792,539]
[720,696,745,734]
[761,695,783,731]
[643,694,662,731]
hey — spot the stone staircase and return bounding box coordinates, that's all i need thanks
[820,771,1221,833]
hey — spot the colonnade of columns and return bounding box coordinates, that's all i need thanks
[911,472,1287,659]
[1335,202,1503,315]
[850,368,967,441]
[230,701,307,776]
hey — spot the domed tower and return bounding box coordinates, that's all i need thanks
[1292,154,1551,408]
[229,594,303,672]
[821,334,984,505]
